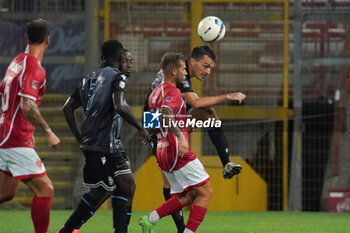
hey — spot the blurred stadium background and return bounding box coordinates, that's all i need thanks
[0,0,350,214]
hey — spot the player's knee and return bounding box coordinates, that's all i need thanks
[43,182,54,197]
[0,192,15,203]
[206,185,213,199]
[203,185,213,203]
[130,179,136,193]
[90,187,111,203]
[104,190,113,199]
[198,184,212,201]
[114,174,135,194]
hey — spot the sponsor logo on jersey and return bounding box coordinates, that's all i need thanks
[143,110,161,129]
[157,141,169,148]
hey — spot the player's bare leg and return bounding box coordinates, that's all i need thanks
[23,175,54,197]
[140,183,212,233]
[191,107,242,179]
[183,182,212,233]
[0,172,19,203]
[160,170,186,233]
[23,175,54,233]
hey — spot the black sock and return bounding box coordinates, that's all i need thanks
[112,191,128,233]
[59,193,97,233]
[207,126,230,167]
[126,206,132,226]
[163,188,185,233]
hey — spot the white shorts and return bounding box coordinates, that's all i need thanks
[0,147,46,179]
[163,158,210,195]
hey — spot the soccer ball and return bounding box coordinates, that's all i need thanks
[197,16,226,42]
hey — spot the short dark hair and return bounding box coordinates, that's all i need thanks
[118,48,130,63]
[190,45,216,62]
[101,39,123,61]
[26,18,49,44]
[160,52,186,73]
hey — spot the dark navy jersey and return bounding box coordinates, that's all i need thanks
[71,65,127,153]
[176,60,193,93]
[144,60,192,111]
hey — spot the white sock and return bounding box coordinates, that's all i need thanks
[184,228,194,233]
[148,210,160,223]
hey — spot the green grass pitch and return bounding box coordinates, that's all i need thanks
[0,210,349,233]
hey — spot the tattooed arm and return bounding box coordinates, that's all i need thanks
[20,97,60,148]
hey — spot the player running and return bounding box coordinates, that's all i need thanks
[140,52,212,233]
[58,40,151,233]
[0,18,60,233]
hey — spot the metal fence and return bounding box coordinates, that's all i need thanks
[1,0,350,211]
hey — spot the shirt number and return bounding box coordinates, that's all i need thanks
[1,75,14,112]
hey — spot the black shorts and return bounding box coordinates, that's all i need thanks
[82,150,131,191]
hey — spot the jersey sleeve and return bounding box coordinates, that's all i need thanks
[176,76,193,93]
[111,73,128,93]
[161,88,184,114]
[70,83,82,105]
[18,66,45,101]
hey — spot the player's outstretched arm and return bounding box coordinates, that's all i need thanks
[161,107,188,157]
[63,97,82,143]
[182,91,246,109]
[113,90,151,145]
[20,97,60,149]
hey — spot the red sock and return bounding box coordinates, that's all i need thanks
[31,196,52,233]
[155,196,182,218]
[186,205,207,232]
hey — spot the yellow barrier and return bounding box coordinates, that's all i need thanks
[133,156,267,211]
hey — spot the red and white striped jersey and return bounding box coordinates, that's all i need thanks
[0,53,46,148]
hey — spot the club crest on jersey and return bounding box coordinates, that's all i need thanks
[36,159,42,168]
[119,81,126,89]
[165,96,172,102]
[32,80,38,90]
[182,80,190,88]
